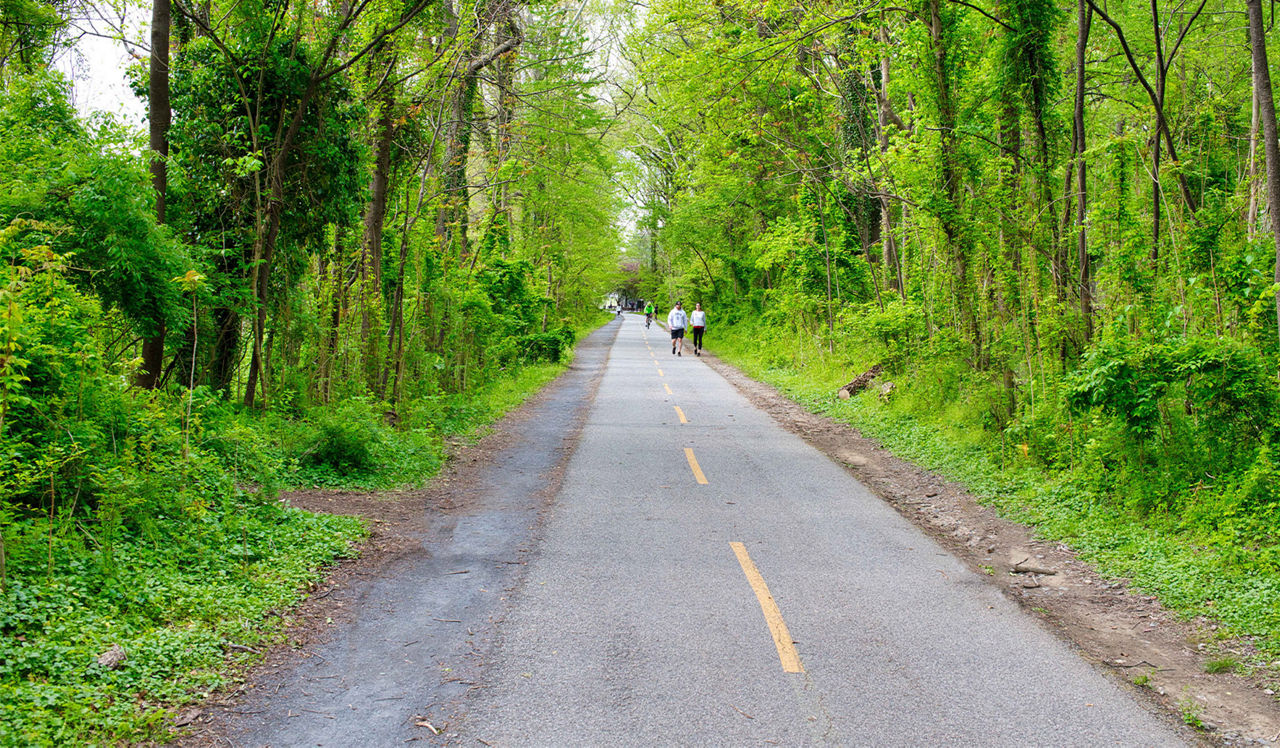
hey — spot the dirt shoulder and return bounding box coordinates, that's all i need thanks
[703,354,1280,747]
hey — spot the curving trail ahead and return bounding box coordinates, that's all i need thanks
[213,314,1187,747]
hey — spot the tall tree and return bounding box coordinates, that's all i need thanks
[136,0,173,389]
[1074,0,1091,342]
[1245,0,1280,347]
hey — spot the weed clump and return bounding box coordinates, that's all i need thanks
[306,400,386,474]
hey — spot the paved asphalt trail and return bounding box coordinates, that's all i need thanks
[452,314,1186,746]
[220,315,1186,747]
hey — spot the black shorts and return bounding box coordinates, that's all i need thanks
[670,328,685,339]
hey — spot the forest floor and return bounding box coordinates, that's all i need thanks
[173,341,1280,746]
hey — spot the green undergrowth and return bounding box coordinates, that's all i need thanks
[0,319,600,746]
[711,323,1280,658]
[0,499,363,746]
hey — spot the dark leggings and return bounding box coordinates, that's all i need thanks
[691,326,704,349]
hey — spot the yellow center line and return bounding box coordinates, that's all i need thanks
[663,383,673,395]
[730,542,804,674]
[674,406,687,424]
[684,447,708,484]
[658,369,664,377]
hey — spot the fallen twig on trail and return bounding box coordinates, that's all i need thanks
[1012,557,1057,575]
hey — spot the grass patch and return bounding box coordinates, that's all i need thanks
[1205,657,1240,674]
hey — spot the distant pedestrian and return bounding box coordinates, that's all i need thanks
[667,302,687,356]
[690,302,706,355]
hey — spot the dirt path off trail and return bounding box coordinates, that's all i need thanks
[703,354,1280,747]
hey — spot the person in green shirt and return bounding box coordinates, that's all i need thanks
[643,301,654,327]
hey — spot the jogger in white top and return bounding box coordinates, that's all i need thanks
[667,303,687,356]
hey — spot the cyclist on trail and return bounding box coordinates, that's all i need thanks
[643,301,654,328]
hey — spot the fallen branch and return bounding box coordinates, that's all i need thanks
[1012,557,1057,575]
[837,364,883,399]
[1112,660,1159,669]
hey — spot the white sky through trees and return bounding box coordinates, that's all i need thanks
[56,2,147,124]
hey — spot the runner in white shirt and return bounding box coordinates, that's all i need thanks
[667,302,688,356]
[689,302,707,356]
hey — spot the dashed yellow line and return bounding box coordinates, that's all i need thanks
[674,406,687,424]
[663,383,672,395]
[684,447,707,484]
[730,542,804,674]
[658,369,664,377]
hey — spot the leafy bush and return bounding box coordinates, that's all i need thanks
[304,399,385,474]
[1068,336,1277,443]
[493,326,577,366]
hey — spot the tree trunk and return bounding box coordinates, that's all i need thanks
[381,220,412,400]
[210,307,239,395]
[877,27,904,293]
[493,13,519,219]
[137,0,171,390]
[437,36,483,261]
[318,227,346,402]
[997,37,1021,307]
[1150,0,1164,263]
[928,0,980,364]
[148,0,170,224]
[1085,0,1204,229]
[1076,0,1092,343]
[436,30,522,263]
[1245,0,1280,347]
[1248,49,1262,241]
[244,74,323,407]
[363,86,396,297]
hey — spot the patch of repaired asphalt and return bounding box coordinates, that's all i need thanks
[177,318,620,747]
